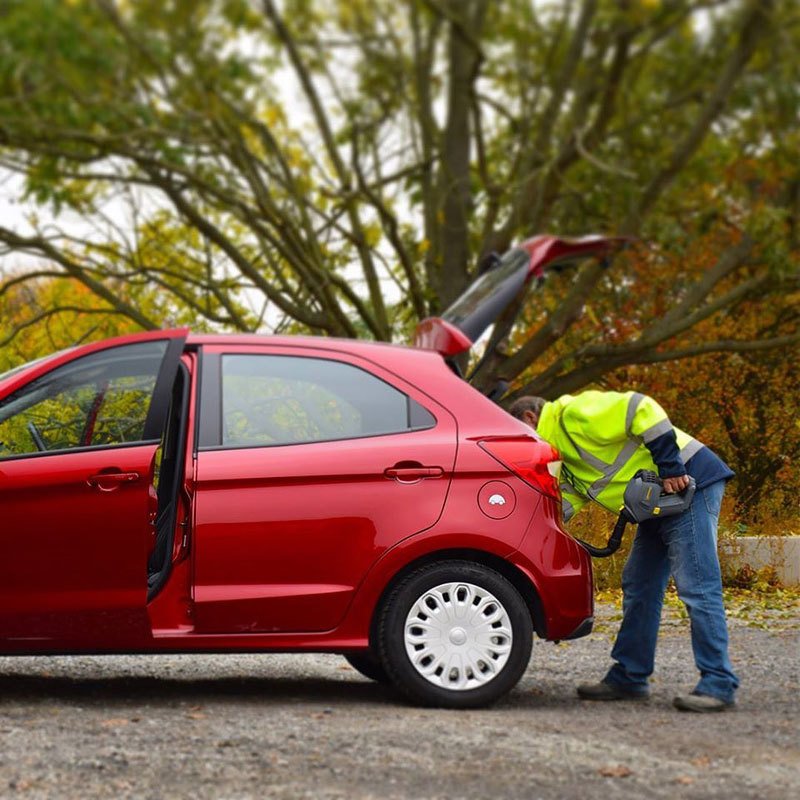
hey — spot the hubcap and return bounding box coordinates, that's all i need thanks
[404,581,513,691]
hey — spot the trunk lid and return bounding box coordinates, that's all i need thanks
[413,235,625,357]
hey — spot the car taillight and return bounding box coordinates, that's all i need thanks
[479,438,562,499]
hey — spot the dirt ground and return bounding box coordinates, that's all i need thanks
[0,599,797,800]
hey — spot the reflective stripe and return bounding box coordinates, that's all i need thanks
[626,392,644,435]
[641,417,673,444]
[560,480,579,522]
[558,391,642,471]
[680,439,704,462]
[586,393,649,500]
[587,439,640,499]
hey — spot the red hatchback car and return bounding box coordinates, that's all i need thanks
[0,236,620,707]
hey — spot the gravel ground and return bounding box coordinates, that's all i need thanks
[0,601,797,800]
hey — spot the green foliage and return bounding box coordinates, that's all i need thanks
[0,0,798,525]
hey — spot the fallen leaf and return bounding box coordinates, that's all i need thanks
[675,776,694,785]
[691,756,711,768]
[187,712,207,720]
[100,718,129,728]
[598,765,633,778]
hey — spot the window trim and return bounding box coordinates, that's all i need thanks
[198,350,437,452]
[0,439,160,464]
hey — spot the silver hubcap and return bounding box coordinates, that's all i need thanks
[404,581,513,691]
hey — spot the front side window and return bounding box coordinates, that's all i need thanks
[0,341,168,459]
[220,354,435,447]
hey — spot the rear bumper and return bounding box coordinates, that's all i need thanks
[563,615,594,640]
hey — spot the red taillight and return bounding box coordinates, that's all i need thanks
[479,438,562,499]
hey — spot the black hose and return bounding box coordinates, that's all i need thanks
[576,513,629,558]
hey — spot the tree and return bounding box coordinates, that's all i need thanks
[0,0,797,396]
[0,276,141,371]
[644,347,800,520]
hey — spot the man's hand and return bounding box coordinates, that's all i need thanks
[662,475,690,494]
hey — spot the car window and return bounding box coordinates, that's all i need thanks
[0,341,168,458]
[220,354,435,447]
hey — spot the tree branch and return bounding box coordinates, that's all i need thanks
[625,0,774,231]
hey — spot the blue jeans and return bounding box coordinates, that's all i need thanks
[605,480,739,702]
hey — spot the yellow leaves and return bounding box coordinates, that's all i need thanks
[336,0,375,30]
[418,238,431,255]
[286,144,310,172]
[594,588,623,606]
[585,304,600,327]
[260,103,284,129]
[364,223,382,248]
[592,585,799,632]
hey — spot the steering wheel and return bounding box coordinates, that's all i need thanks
[27,421,47,452]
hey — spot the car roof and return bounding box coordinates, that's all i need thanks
[187,332,445,364]
[0,330,444,401]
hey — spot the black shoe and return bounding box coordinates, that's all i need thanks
[673,693,735,712]
[577,681,649,701]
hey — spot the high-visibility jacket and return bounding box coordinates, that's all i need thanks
[536,390,703,522]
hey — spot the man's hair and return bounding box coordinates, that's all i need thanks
[508,395,547,420]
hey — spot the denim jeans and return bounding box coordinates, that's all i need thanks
[604,480,739,702]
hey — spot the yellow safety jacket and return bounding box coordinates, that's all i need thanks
[537,391,703,522]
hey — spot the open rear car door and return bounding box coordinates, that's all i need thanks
[413,235,626,361]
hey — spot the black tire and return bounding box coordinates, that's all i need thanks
[377,560,533,709]
[343,651,390,684]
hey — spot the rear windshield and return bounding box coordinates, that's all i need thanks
[442,248,530,342]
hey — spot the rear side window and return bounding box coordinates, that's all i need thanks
[0,341,168,459]
[218,354,435,447]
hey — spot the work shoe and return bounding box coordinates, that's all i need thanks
[577,681,649,701]
[673,693,734,713]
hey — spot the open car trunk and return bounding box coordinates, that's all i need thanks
[413,235,626,359]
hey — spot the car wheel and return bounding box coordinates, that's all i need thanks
[378,560,532,708]
[343,651,390,684]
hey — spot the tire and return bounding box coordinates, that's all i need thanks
[343,651,390,684]
[377,560,533,709]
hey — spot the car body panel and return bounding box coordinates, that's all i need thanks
[191,343,459,634]
[0,444,157,644]
[0,318,594,658]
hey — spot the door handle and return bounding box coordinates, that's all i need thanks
[384,463,444,482]
[87,471,140,491]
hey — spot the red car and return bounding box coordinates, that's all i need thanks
[0,236,620,707]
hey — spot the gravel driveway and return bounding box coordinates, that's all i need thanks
[1,600,797,800]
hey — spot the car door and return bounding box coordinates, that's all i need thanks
[0,331,186,646]
[191,344,458,634]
